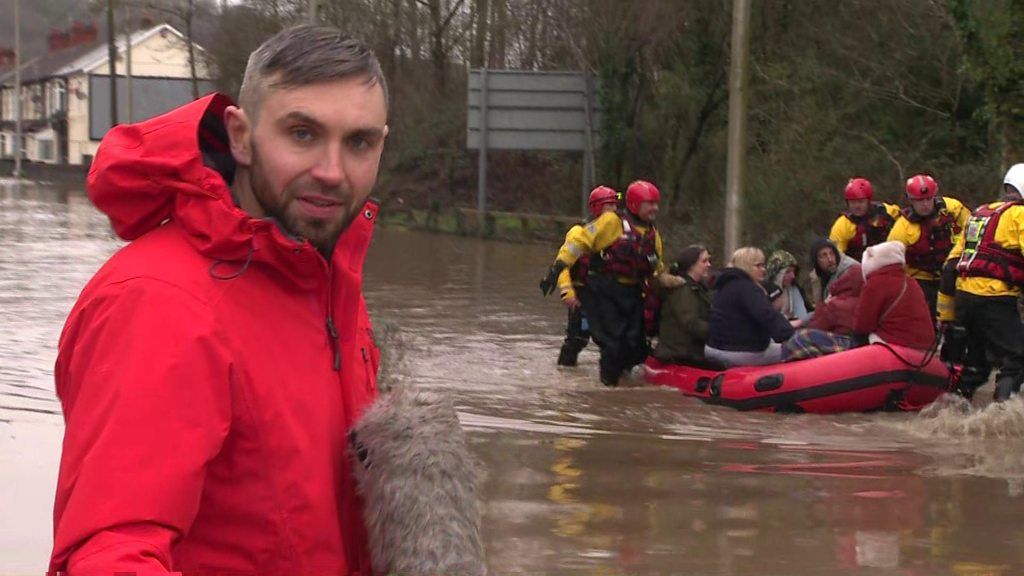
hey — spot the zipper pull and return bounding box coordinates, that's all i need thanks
[326,316,340,371]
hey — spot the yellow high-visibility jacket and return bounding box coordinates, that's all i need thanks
[946,201,1024,297]
[887,196,970,281]
[554,211,664,301]
[829,202,901,257]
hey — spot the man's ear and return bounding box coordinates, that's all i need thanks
[224,106,252,167]
[382,124,389,139]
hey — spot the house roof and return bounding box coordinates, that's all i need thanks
[4,40,104,85]
[0,23,203,87]
[62,23,206,77]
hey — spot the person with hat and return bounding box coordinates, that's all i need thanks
[829,177,901,261]
[540,185,619,366]
[886,173,970,318]
[765,249,812,323]
[938,164,1024,401]
[808,238,859,307]
[544,180,666,385]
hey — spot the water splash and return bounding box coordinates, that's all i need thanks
[903,394,1024,441]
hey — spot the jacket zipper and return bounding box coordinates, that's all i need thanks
[327,316,340,371]
[325,260,341,372]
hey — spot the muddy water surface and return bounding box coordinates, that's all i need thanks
[2,181,1024,575]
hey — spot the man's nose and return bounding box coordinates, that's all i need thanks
[310,144,346,188]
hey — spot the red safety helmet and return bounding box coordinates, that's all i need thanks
[588,185,619,217]
[906,174,938,199]
[844,178,874,201]
[625,180,660,215]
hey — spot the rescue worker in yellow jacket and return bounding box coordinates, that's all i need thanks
[541,186,620,366]
[829,177,901,262]
[546,180,665,386]
[887,174,970,318]
[937,164,1024,402]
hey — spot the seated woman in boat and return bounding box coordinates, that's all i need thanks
[652,245,720,368]
[854,241,935,350]
[765,249,812,323]
[705,247,795,367]
[781,264,864,361]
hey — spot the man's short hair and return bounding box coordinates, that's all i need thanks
[238,25,389,120]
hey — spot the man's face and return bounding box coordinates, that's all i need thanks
[847,199,870,217]
[637,200,659,222]
[227,76,388,254]
[817,247,837,273]
[910,197,935,217]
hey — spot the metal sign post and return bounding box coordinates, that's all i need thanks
[467,69,602,224]
[476,68,488,231]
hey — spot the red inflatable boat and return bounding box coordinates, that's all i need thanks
[644,344,952,414]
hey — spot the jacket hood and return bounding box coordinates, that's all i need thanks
[766,249,798,284]
[87,93,377,284]
[828,263,864,297]
[713,266,754,289]
[809,237,841,278]
[862,241,905,278]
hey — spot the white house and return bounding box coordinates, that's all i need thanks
[0,21,212,166]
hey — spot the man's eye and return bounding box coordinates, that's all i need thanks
[291,128,313,142]
[350,137,369,151]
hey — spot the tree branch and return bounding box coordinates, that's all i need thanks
[847,130,905,183]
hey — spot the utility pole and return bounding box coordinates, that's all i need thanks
[106,0,119,128]
[309,0,318,23]
[724,0,751,259]
[13,0,22,177]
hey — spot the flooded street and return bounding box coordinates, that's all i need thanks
[3,181,1024,574]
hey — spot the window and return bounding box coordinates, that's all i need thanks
[38,139,54,161]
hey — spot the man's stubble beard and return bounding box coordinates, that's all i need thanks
[248,143,356,257]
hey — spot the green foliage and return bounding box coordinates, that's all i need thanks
[199,0,1014,255]
[948,0,1024,167]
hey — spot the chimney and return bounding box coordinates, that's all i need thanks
[48,28,70,52]
[69,21,98,47]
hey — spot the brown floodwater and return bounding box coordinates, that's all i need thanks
[2,181,1024,575]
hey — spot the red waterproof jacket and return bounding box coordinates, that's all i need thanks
[853,264,935,350]
[50,94,379,575]
[809,264,864,336]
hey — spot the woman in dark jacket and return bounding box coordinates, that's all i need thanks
[706,247,795,367]
[654,245,715,366]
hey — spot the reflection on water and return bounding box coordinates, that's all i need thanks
[3,181,1024,574]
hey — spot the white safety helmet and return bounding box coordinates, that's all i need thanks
[1003,163,1024,198]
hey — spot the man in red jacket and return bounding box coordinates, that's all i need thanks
[50,26,388,574]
